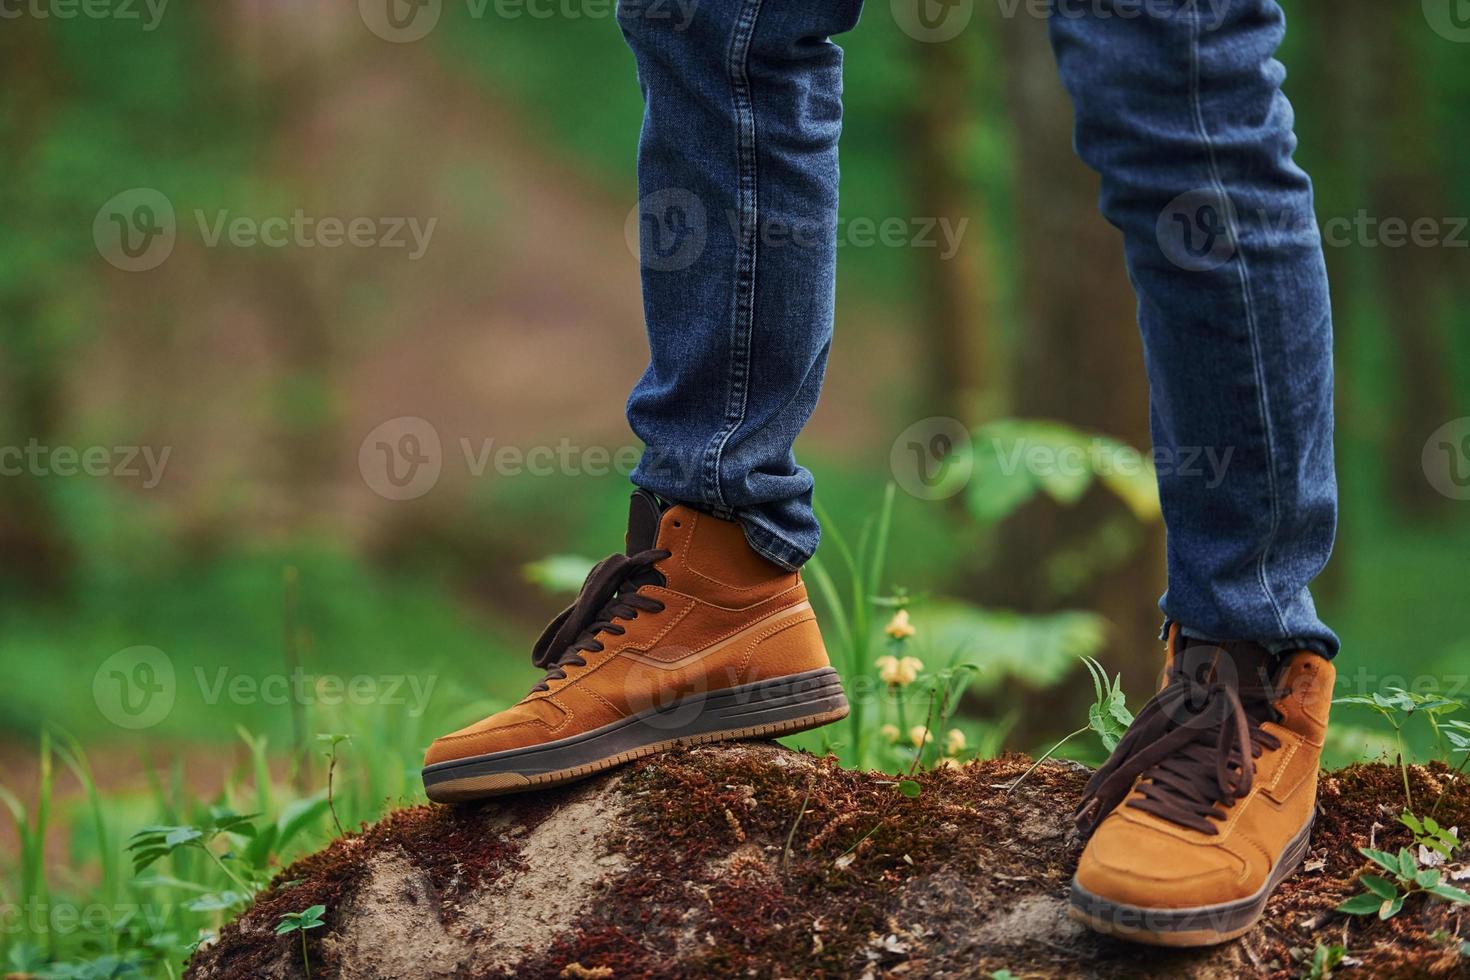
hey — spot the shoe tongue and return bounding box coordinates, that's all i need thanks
[1177,637,1278,701]
[625,489,666,555]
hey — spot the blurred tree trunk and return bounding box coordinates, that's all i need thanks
[1295,0,1370,601]
[239,13,345,532]
[984,13,1166,741]
[1367,6,1462,517]
[901,38,999,422]
[0,20,72,596]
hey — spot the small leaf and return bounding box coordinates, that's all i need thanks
[1360,848,1402,874]
[164,827,203,848]
[1379,895,1405,920]
[184,892,248,912]
[1427,883,1470,905]
[896,780,922,798]
[1360,874,1397,899]
[1336,892,1386,916]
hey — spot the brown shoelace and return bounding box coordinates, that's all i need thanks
[1075,644,1284,837]
[529,548,671,692]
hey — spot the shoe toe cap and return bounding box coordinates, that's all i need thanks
[422,699,566,767]
[1074,812,1248,910]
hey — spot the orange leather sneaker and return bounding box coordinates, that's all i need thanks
[1068,626,1334,946]
[422,490,848,802]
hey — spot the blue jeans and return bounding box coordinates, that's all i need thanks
[619,0,1339,657]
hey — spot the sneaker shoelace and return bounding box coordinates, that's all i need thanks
[1075,644,1284,837]
[529,548,672,692]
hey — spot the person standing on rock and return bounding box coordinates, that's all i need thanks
[422,0,1339,949]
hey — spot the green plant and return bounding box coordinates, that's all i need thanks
[804,485,1105,771]
[806,483,897,766]
[866,596,993,774]
[965,419,1161,526]
[1400,810,1461,862]
[0,732,55,959]
[1336,846,1470,919]
[1008,657,1133,793]
[318,733,351,836]
[276,905,327,979]
[1302,942,1347,980]
[128,811,263,903]
[1335,688,1462,809]
[39,953,145,979]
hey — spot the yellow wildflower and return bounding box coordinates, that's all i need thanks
[945,728,967,756]
[875,655,924,687]
[884,608,916,640]
[908,725,933,748]
[880,723,900,743]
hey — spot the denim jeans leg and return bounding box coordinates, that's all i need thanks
[1049,0,1340,656]
[619,0,865,569]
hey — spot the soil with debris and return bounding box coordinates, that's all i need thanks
[186,744,1470,979]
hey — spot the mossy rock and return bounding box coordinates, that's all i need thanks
[187,743,1470,979]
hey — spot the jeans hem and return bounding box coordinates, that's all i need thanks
[738,515,813,571]
[1163,619,1337,660]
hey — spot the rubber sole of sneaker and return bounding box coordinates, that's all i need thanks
[421,666,849,803]
[1067,813,1315,947]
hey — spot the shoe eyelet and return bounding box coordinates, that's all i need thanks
[672,520,681,528]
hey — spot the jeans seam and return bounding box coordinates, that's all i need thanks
[703,0,765,511]
[1187,7,1289,636]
